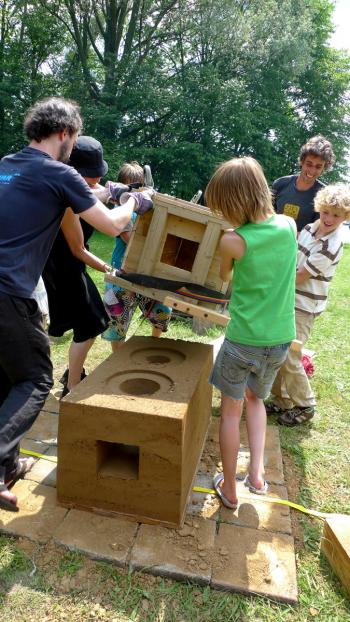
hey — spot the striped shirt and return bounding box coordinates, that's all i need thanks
[295,220,343,315]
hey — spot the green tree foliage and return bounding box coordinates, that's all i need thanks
[0,0,65,155]
[0,0,349,194]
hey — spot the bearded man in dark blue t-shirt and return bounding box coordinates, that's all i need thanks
[0,97,153,512]
[272,135,335,232]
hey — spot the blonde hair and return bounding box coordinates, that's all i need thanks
[205,157,274,226]
[117,161,144,185]
[314,183,350,219]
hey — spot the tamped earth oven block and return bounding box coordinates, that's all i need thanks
[57,336,213,528]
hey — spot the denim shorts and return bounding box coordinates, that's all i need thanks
[209,338,290,400]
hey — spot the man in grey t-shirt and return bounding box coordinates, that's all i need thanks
[272,135,335,232]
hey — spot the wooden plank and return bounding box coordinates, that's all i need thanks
[154,192,230,228]
[191,222,222,284]
[122,211,152,272]
[166,215,205,243]
[104,273,229,326]
[105,275,303,349]
[105,273,173,304]
[137,205,169,274]
[321,514,350,596]
[154,263,195,281]
[163,295,229,327]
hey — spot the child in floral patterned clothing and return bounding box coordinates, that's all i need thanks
[102,162,171,351]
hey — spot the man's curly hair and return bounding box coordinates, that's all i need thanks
[299,135,335,171]
[23,97,82,141]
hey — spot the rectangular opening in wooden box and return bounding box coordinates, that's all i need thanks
[161,234,199,272]
[97,440,139,480]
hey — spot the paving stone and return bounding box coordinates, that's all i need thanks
[130,517,216,585]
[240,425,281,452]
[26,447,57,488]
[208,417,220,442]
[263,447,284,485]
[53,509,138,565]
[235,446,284,485]
[42,391,59,414]
[20,438,50,455]
[188,473,220,520]
[220,496,291,535]
[189,473,290,534]
[205,421,284,485]
[210,418,281,452]
[211,523,298,603]
[26,411,58,443]
[0,480,67,543]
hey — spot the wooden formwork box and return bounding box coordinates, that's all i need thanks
[110,192,231,325]
[57,336,213,528]
[321,514,350,596]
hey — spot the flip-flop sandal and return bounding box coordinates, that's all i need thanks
[244,475,269,495]
[236,472,247,481]
[213,473,238,510]
[5,457,36,490]
[0,484,19,512]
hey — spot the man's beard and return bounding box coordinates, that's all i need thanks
[58,139,72,163]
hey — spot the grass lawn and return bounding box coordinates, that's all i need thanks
[0,233,350,621]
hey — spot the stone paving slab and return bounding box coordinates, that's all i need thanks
[208,417,281,451]
[129,517,216,585]
[53,509,139,566]
[21,437,51,455]
[211,523,298,603]
[26,447,57,488]
[220,496,292,535]
[206,418,284,484]
[188,473,291,535]
[187,473,221,520]
[13,410,298,601]
[42,391,60,414]
[25,411,58,443]
[0,480,67,543]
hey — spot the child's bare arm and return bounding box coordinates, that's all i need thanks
[219,231,246,281]
[120,230,132,244]
[296,266,313,285]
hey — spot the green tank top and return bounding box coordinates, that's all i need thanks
[226,214,297,346]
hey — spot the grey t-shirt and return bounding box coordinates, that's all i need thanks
[0,147,96,298]
[272,174,324,232]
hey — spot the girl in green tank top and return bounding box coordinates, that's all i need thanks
[205,157,297,510]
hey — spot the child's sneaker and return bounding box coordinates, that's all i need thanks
[277,406,315,427]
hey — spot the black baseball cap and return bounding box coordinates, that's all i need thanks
[69,135,108,177]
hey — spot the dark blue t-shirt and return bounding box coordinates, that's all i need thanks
[272,174,324,232]
[0,147,96,297]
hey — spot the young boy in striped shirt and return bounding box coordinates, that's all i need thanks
[268,183,350,426]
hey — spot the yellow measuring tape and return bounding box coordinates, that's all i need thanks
[192,486,333,520]
[20,449,332,520]
[20,448,57,464]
